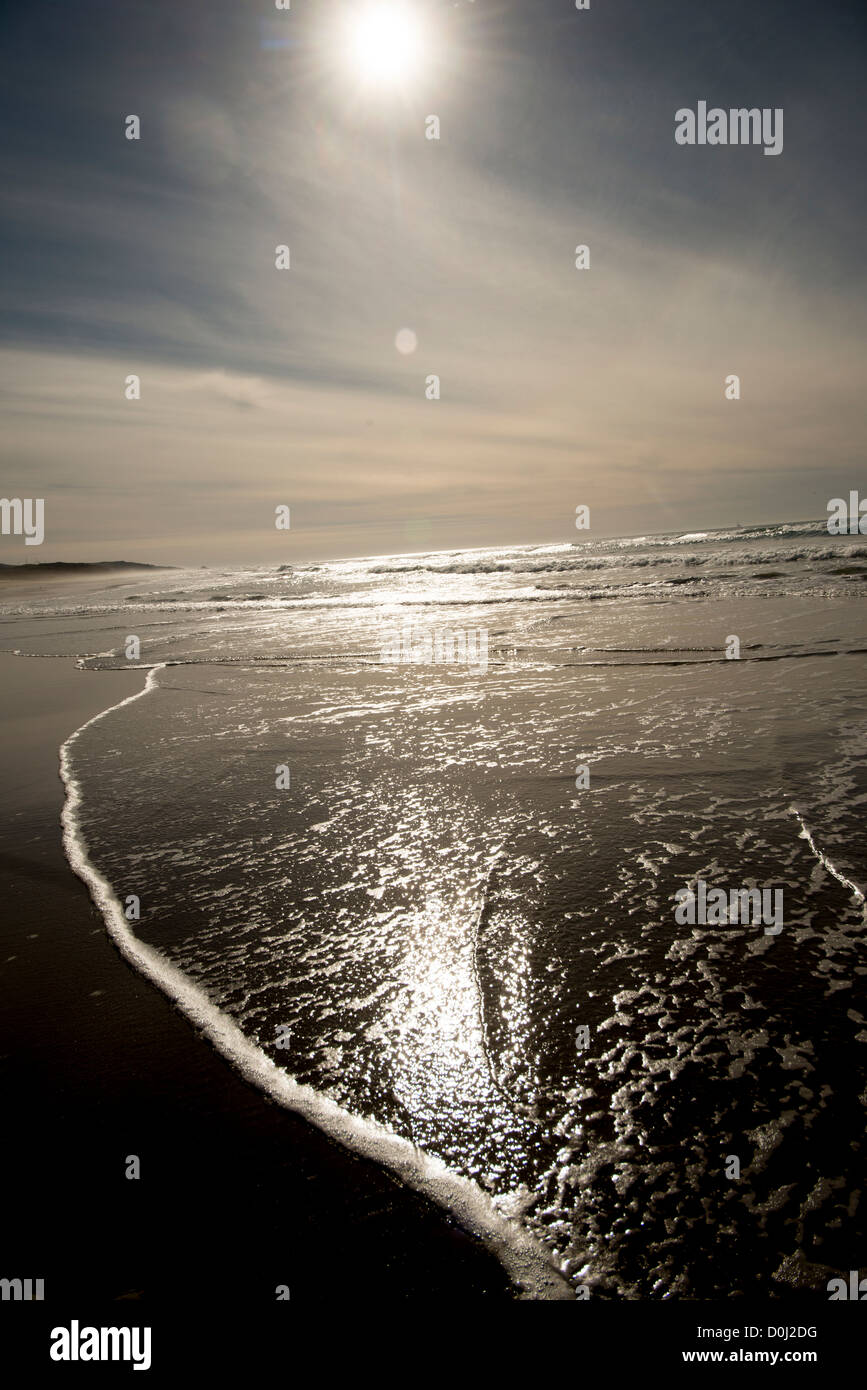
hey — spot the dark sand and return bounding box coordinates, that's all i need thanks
[0,654,512,1303]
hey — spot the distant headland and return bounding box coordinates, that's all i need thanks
[0,561,174,578]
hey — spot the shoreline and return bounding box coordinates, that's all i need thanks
[0,652,516,1302]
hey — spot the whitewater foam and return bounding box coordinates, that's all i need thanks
[789,806,866,921]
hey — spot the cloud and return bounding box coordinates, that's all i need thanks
[185,371,271,409]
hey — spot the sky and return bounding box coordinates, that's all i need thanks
[1,0,865,564]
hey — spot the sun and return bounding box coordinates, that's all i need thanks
[345,3,426,85]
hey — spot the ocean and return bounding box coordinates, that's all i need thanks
[3,519,866,1298]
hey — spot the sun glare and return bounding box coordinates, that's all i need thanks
[346,3,426,85]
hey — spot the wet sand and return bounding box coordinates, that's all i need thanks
[0,652,512,1303]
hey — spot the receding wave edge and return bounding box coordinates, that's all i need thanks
[57,663,573,1300]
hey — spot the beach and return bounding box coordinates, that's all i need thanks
[1,526,865,1301]
[0,649,513,1303]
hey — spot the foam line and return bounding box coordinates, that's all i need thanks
[59,665,572,1300]
[789,805,866,915]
